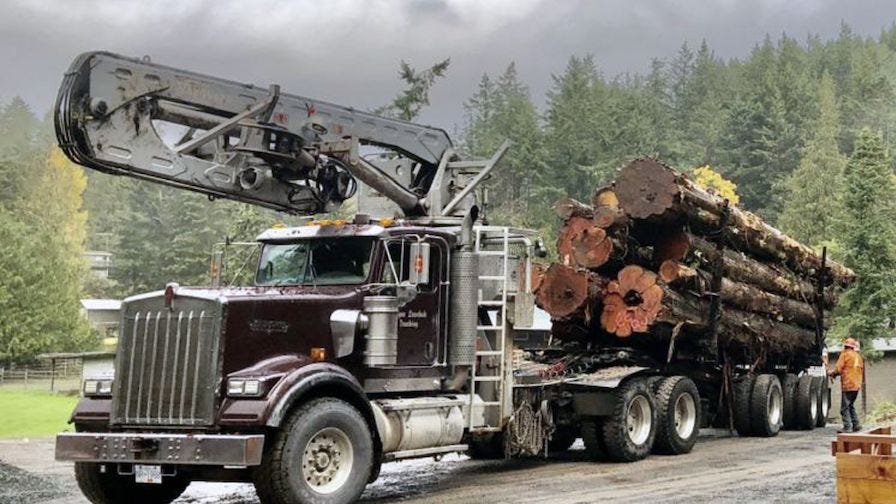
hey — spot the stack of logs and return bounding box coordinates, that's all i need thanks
[534,158,855,360]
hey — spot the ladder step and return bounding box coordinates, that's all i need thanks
[476,401,502,407]
[477,300,504,306]
[478,275,505,281]
[475,350,504,356]
[477,325,501,331]
[473,375,503,382]
[476,251,507,257]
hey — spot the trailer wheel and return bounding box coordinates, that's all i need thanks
[548,425,579,453]
[749,374,783,437]
[652,376,701,455]
[601,379,657,462]
[732,375,754,437]
[794,375,819,430]
[780,373,799,430]
[582,418,608,461]
[253,398,373,504]
[814,376,830,427]
[74,462,189,504]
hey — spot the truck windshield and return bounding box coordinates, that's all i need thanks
[255,237,374,286]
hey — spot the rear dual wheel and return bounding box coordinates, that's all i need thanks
[600,379,657,462]
[652,376,701,455]
[733,374,783,437]
[794,375,820,430]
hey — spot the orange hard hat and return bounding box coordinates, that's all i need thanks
[843,337,859,349]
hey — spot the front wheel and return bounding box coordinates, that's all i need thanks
[253,398,374,504]
[74,462,189,504]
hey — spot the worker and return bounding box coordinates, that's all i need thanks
[827,337,864,433]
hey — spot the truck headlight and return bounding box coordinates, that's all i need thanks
[83,379,114,398]
[227,378,263,397]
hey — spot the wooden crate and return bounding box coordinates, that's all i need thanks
[831,426,896,503]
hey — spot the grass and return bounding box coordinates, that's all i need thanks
[0,389,79,438]
[867,401,896,426]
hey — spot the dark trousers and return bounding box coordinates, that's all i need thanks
[841,390,861,430]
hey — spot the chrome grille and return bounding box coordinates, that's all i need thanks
[112,294,223,426]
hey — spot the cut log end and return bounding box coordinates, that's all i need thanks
[600,265,664,337]
[592,187,620,209]
[615,159,680,220]
[554,197,593,221]
[534,264,591,319]
[557,217,613,269]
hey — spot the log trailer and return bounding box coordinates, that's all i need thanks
[54,52,842,504]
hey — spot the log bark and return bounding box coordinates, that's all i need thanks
[659,260,822,328]
[653,230,837,308]
[534,263,606,319]
[554,197,593,221]
[614,158,855,286]
[595,269,817,355]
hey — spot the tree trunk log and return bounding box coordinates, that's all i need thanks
[596,271,817,355]
[659,260,823,328]
[614,158,855,286]
[653,229,836,308]
[557,217,614,269]
[554,197,593,221]
[534,263,607,319]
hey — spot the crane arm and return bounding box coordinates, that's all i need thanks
[54,51,470,216]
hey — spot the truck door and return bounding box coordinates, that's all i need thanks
[381,238,446,366]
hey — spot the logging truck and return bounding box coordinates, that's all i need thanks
[54,52,849,504]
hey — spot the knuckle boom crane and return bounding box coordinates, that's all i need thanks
[55,51,508,218]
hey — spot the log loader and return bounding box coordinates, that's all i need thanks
[54,52,835,504]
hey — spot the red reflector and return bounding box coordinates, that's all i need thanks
[164,284,176,308]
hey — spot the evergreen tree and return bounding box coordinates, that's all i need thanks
[778,73,847,247]
[832,128,896,352]
[377,59,451,121]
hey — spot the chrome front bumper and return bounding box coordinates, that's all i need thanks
[55,432,264,466]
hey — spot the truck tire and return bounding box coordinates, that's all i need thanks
[467,432,505,459]
[581,418,608,461]
[253,397,374,504]
[74,462,189,504]
[750,374,783,437]
[600,379,657,462]
[814,376,830,427]
[732,375,754,437]
[780,373,799,430]
[794,375,819,430]
[652,376,701,455]
[548,425,579,453]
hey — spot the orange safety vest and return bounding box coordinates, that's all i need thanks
[836,349,864,392]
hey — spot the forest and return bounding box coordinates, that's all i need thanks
[1,22,895,363]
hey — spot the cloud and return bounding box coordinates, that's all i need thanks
[1,0,895,129]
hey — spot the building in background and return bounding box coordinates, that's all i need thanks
[80,299,122,338]
[84,250,112,279]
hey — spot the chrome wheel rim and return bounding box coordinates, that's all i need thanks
[821,388,829,417]
[627,395,652,445]
[769,386,783,426]
[810,391,818,420]
[673,392,697,439]
[302,427,353,494]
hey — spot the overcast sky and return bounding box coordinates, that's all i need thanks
[2,0,896,129]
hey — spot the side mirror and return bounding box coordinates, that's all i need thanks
[408,242,431,285]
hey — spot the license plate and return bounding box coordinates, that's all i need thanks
[135,464,162,484]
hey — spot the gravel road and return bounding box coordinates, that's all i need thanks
[0,427,837,504]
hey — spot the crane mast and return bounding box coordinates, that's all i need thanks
[55,51,507,219]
